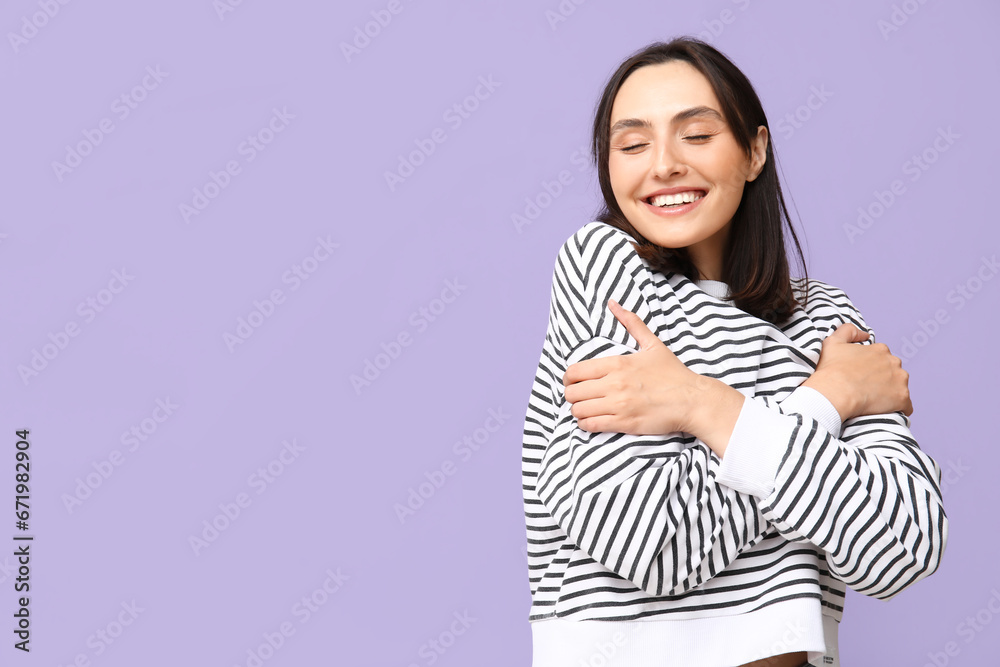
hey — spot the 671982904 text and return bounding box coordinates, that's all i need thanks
[13,429,33,652]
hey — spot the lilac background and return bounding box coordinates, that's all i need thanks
[1,0,996,665]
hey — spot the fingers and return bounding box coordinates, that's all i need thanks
[564,374,612,405]
[900,369,913,416]
[827,322,870,344]
[565,300,666,390]
[850,326,872,343]
[563,356,614,388]
[577,414,607,434]
[575,410,638,435]
[569,396,615,427]
[896,381,914,416]
[826,322,854,342]
[608,298,661,351]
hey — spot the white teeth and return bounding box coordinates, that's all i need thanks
[650,191,704,207]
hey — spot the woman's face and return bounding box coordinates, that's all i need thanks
[608,60,767,281]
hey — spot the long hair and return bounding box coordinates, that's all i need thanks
[590,37,808,325]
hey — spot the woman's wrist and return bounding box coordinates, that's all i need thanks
[800,373,856,423]
[686,375,745,458]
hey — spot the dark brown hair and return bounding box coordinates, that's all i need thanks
[590,37,808,325]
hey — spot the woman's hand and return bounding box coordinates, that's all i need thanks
[563,299,744,455]
[801,322,913,421]
[561,298,749,449]
[563,299,701,436]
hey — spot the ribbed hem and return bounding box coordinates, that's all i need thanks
[781,385,843,437]
[716,396,794,498]
[531,597,829,667]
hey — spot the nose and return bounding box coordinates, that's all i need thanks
[651,141,684,179]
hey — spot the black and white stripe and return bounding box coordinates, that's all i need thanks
[521,221,948,622]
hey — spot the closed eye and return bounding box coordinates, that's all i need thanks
[621,135,713,152]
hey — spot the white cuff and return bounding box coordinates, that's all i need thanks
[780,385,842,437]
[716,397,796,498]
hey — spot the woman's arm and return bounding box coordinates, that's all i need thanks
[568,309,911,451]
[709,386,948,599]
[800,324,913,423]
[530,226,772,597]
[702,296,948,600]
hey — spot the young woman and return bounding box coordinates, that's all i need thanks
[521,38,948,667]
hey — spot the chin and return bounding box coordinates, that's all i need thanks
[647,235,697,250]
[628,221,700,248]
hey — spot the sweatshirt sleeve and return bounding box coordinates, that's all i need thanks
[715,293,948,600]
[532,226,771,597]
[717,385,841,498]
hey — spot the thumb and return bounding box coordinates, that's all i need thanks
[827,321,870,344]
[608,298,661,351]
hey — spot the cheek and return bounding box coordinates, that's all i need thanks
[608,162,624,201]
[608,156,638,198]
[714,148,753,188]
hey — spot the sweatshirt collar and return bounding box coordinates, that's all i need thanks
[694,278,732,302]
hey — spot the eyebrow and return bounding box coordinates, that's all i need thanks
[609,106,724,137]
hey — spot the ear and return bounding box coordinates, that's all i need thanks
[746,125,768,182]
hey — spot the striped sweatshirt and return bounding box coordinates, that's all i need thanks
[521,221,948,663]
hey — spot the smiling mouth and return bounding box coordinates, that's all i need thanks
[645,191,707,208]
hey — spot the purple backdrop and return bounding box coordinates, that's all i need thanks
[1,1,996,665]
